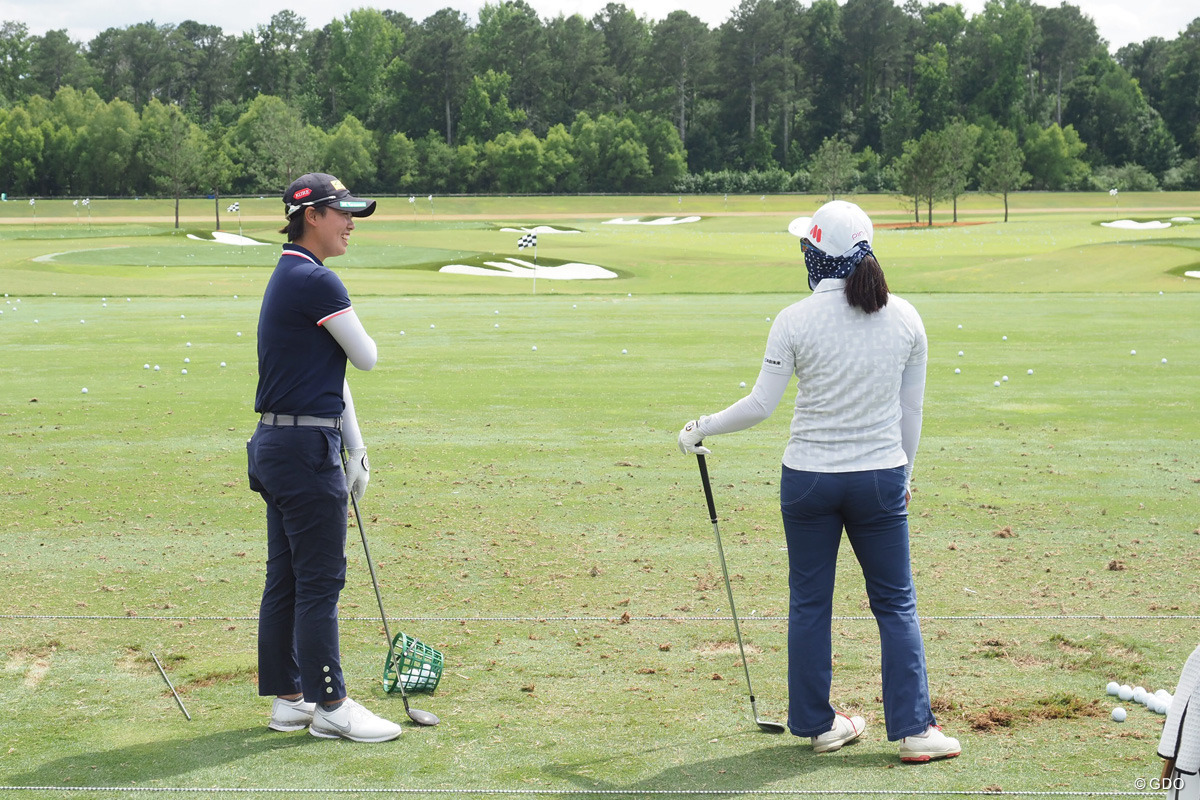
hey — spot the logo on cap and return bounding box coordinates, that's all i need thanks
[808,224,823,243]
[294,188,312,200]
[330,179,347,191]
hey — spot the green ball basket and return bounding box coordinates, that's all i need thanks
[383,631,443,694]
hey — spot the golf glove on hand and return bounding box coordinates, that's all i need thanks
[346,446,370,501]
[677,419,711,455]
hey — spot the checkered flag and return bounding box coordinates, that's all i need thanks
[518,233,537,250]
[228,202,240,213]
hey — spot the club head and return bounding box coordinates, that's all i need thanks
[408,707,440,726]
[757,719,787,734]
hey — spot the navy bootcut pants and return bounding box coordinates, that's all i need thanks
[780,465,936,741]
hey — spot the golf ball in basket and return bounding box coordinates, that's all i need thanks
[1118,685,1133,701]
[1106,681,1120,696]
[1112,707,1126,722]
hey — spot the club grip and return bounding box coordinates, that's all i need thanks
[696,452,718,523]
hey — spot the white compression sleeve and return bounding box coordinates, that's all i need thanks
[696,368,790,438]
[341,379,364,450]
[898,359,926,488]
[323,309,378,371]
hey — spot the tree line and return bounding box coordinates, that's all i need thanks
[1,1,1199,214]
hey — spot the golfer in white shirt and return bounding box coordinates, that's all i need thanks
[678,200,961,763]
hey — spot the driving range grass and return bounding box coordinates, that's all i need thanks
[1,193,1198,798]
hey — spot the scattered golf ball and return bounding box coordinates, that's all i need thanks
[495,310,499,314]
[1130,349,1136,355]
[144,364,150,369]
[494,323,499,328]
[430,324,435,328]
[766,316,771,321]
[572,304,577,308]
[102,303,106,307]
[400,331,405,335]
[186,342,191,347]
[1112,707,1126,722]
[958,351,964,356]
[237,332,242,336]
[1002,335,1007,341]
[80,319,85,324]
[532,346,537,351]
[621,349,627,354]
[154,365,160,371]
[81,387,88,393]
[184,357,190,363]
[994,381,1000,387]
[1106,681,1120,696]
[220,362,226,367]
[1027,369,1034,375]
[180,315,185,319]
[957,324,962,329]
[739,381,746,387]
[181,369,188,374]
[1002,375,1009,382]
[954,368,961,374]
[1162,358,1167,364]
[1118,685,1133,701]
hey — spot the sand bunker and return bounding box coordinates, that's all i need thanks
[603,216,700,226]
[187,231,270,246]
[1170,217,1195,223]
[499,226,579,234]
[440,258,616,280]
[1101,219,1172,230]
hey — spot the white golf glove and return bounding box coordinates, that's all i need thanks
[677,419,711,455]
[346,446,370,501]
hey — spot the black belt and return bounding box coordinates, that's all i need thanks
[260,413,341,429]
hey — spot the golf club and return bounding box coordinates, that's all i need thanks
[696,452,787,734]
[343,450,440,727]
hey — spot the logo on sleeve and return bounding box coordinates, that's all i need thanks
[764,357,783,368]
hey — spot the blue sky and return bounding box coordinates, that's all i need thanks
[8,0,1197,52]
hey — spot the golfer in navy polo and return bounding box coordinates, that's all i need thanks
[247,173,401,743]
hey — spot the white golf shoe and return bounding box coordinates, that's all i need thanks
[309,698,402,743]
[899,725,961,762]
[811,711,866,753]
[268,697,316,732]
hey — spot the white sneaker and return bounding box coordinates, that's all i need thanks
[268,697,316,732]
[811,712,866,753]
[309,698,402,743]
[899,725,961,762]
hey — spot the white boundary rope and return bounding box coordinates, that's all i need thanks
[2,613,1198,622]
[0,787,1161,796]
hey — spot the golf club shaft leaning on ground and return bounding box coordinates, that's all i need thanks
[342,449,439,726]
[696,453,786,734]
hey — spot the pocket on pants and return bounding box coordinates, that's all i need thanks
[780,468,821,507]
[874,467,908,514]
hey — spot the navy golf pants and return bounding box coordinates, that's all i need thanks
[780,465,936,741]
[247,423,348,704]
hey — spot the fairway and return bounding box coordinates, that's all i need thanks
[2,192,1199,798]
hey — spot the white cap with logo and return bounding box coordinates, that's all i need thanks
[787,200,873,257]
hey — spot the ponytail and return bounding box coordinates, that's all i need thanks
[844,254,889,314]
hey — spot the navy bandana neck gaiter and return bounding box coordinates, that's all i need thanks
[804,240,875,290]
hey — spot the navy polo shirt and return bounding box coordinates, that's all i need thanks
[254,244,353,418]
